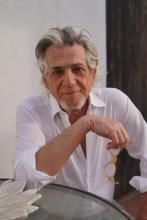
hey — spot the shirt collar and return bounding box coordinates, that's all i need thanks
[89,91,106,108]
[48,91,106,118]
[48,94,62,118]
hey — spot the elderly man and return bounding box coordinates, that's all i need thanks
[13,26,147,219]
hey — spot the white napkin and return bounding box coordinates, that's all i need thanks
[0,180,41,220]
[129,176,147,193]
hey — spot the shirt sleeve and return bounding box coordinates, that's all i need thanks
[13,105,57,189]
[122,96,147,193]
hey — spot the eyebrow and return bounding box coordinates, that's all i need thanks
[52,63,86,70]
[52,66,63,70]
[71,63,85,67]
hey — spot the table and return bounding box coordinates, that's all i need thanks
[28,184,134,220]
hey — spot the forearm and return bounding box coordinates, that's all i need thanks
[36,115,90,176]
[36,113,130,176]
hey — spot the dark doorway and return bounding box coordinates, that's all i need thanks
[106,0,147,198]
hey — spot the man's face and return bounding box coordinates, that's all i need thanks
[43,44,96,111]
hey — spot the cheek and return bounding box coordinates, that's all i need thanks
[48,79,61,97]
[80,77,93,90]
[42,76,53,93]
[76,80,90,97]
[87,74,95,88]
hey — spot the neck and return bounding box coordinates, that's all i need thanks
[66,99,89,124]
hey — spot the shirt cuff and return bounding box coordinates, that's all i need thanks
[14,148,57,190]
[129,176,147,193]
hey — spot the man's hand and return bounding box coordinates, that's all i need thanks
[88,115,130,149]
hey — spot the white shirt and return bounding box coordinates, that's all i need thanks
[13,88,147,201]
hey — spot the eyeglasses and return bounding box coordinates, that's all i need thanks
[104,147,124,184]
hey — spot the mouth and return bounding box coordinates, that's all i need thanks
[61,91,80,95]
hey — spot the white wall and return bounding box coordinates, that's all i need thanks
[0,0,106,178]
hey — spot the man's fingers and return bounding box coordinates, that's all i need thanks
[107,123,130,150]
[107,131,120,149]
[119,123,130,145]
[107,142,118,149]
[117,129,126,145]
[90,115,130,149]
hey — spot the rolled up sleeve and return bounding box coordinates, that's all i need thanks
[13,105,57,189]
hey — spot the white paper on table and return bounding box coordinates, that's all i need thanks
[0,180,41,220]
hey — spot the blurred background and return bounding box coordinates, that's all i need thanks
[106,1,147,216]
[106,0,147,199]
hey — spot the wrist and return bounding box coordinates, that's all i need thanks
[81,114,93,133]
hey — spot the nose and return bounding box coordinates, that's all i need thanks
[62,69,76,86]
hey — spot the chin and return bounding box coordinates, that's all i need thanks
[59,98,86,111]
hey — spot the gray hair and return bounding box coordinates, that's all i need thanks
[35,26,99,75]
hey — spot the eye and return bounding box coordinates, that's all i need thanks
[53,68,64,76]
[72,66,83,75]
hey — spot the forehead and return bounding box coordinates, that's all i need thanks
[44,44,87,67]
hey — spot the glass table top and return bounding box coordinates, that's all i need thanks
[28,184,133,220]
